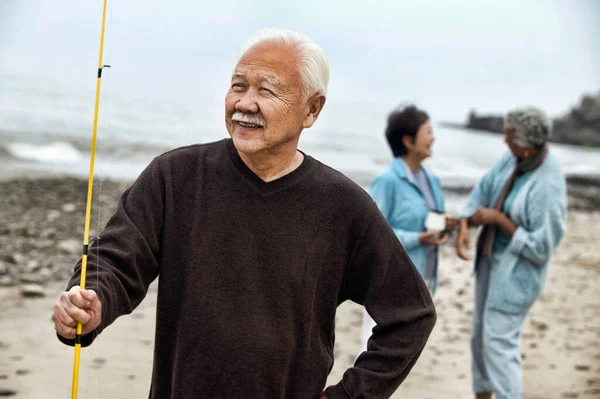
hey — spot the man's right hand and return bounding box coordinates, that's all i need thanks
[53,286,102,339]
[455,220,471,260]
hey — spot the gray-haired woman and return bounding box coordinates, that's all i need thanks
[455,106,567,399]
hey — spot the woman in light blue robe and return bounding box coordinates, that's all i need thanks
[361,105,453,352]
[455,107,567,399]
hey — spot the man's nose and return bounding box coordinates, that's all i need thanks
[235,89,259,114]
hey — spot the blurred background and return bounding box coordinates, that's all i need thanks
[0,1,599,398]
[1,0,599,189]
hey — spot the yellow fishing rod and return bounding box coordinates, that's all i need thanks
[71,0,110,397]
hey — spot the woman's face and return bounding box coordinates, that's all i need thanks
[406,120,434,160]
[504,126,530,159]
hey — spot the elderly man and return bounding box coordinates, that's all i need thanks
[53,28,436,399]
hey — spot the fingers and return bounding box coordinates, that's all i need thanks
[80,288,98,302]
[80,289,100,311]
[456,243,469,260]
[53,302,77,339]
[434,234,449,245]
[419,232,436,245]
[53,287,95,339]
[454,231,471,260]
[457,238,471,260]
[457,249,470,261]
[68,286,91,309]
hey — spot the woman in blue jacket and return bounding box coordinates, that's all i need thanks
[455,106,567,399]
[361,105,452,351]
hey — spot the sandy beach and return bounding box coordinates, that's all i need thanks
[0,176,598,398]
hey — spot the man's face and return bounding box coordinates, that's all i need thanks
[225,41,320,155]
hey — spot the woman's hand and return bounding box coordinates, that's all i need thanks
[419,231,449,245]
[444,215,457,233]
[468,208,501,227]
[455,219,471,260]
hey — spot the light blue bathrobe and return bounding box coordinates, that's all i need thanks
[370,158,445,292]
[459,150,567,314]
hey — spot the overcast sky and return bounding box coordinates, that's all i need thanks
[0,0,598,135]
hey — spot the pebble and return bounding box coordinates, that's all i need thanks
[46,210,61,222]
[25,260,41,273]
[61,203,76,213]
[20,284,45,298]
[0,276,16,287]
[58,239,81,256]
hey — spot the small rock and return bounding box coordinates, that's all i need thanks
[531,320,549,332]
[0,255,15,264]
[0,388,17,396]
[20,284,45,298]
[19,273,45,285]
[92,358,107,366]
[37,240,55,249]
[15,370,29,376]
[25,260,41,273]
[21,226,35,238]
[58,240,81,256]
[575,365,591,372]
[62,203,76,213]
[46,210,62,222]
[0,276,16,287]
[9,254,24,265]
[438,278,451,288]
[38,268,52,280]
[40,228,57,239]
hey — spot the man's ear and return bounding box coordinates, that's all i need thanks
[303,95,326,129]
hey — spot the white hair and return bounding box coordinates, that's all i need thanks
[504,106,552,148]
[236,28,330,100]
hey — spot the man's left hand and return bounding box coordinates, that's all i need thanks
[468,208,501,227]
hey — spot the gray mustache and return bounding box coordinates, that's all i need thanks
[232,111,265,127]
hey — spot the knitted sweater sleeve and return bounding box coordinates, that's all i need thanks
[325,203,437,399]
[58,157,165,347]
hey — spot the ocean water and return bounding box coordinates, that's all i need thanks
[1,72,600,192]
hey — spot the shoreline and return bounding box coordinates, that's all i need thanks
[1,170,598,210]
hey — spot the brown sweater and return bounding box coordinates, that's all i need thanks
[60,138,436,399]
